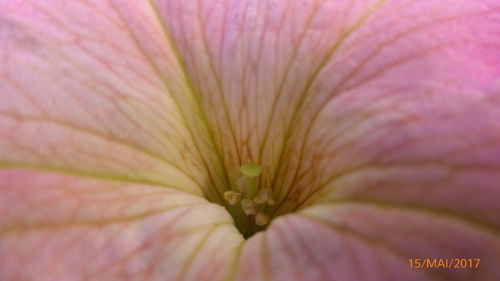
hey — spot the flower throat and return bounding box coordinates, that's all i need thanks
[223,163,275,238]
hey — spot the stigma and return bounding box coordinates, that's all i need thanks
[223,163,275,226]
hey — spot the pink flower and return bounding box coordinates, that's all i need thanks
[1,0,499,280]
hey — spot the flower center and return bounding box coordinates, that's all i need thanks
[222,163,276,238]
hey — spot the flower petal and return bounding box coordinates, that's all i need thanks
[0,169,243,281]
[151,0,395,185]
[0,0,230,199]
[297,2,500,228]
[152,1,500,279]
[152,0,500,215]
[236,204,500,281]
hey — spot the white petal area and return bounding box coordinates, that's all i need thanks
[0,169,243,281]
[0,0,227,199]
[236,203,500,281]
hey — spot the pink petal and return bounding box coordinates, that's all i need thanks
[0,0,228,199]
[2,0,500,280]
[155,0,500,279]
[0,169,243,281]
[153,0,500,217]
[236,204,500,281]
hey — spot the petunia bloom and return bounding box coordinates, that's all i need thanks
[1,0,500,280]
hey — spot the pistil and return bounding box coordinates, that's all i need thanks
[239,163,261,198]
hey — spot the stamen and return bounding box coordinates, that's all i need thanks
[255,212,269,226]
[223,191,241,205]
[241,198,256,215]
[236,176,246,192]
[226,163,275,234]
[254,188,275,206]
[253,188,269,204]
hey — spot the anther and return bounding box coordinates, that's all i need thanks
[237,176,246,192]
[254,188,269,204]
[241,198,256,215]
[254,188,275,206]
[255,212,269,226]
[224,191,241,205]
